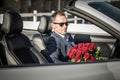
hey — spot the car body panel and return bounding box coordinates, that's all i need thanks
[0,61,120,80]
[74,0,120,28]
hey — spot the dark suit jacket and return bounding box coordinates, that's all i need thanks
[46,31,74,63]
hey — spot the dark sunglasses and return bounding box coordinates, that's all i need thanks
[53,22,68,27]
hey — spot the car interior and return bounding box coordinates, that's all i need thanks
[0,10,119,66]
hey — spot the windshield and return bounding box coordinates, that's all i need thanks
[88,2,120,23]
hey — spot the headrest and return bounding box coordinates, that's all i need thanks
[1,11,23,35]
[37,15,52,34]
[74,34,91,44]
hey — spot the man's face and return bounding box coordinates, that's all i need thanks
[51,15,68,35]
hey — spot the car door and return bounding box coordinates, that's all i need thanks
[0,61,120,80]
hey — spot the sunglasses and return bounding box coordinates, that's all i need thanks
[53,22,68,27]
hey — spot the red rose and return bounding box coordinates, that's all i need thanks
[81,47,88,54]
[67,47,77,58]
[87,56,95,62]
[78,43,84,48]
[90,56,95,60]
[75,51,82,62]
[89,43,95,50]
[84,43,90,48]
[83,52,90,59]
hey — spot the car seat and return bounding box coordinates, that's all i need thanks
[1,11,46,65]
[0,43,7,65]
[0,23,8,65]
[32,15,53,63]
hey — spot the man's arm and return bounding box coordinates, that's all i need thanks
[46,37,63,63]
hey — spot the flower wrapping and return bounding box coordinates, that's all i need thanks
[67,42,101,62]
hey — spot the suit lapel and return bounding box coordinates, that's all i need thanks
[52,32,72,57]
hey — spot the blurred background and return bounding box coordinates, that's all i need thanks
[0,0,120,13]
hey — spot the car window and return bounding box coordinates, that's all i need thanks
[88,2,120,23]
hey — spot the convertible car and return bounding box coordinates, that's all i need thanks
[0,0,120,80]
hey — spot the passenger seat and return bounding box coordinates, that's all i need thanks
[32,15,53,63]
[1,11,47,65]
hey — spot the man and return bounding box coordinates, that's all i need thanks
[46,11,74,63]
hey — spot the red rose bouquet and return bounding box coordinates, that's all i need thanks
[67,42,101,62]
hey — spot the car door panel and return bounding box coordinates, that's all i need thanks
[0,61,120,80]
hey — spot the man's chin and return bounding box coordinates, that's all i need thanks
[62,32,67,35]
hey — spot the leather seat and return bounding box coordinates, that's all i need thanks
[0,43,7,65]
[0,23,7,65]
[32,15,53,63]
[1,11,46,65]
